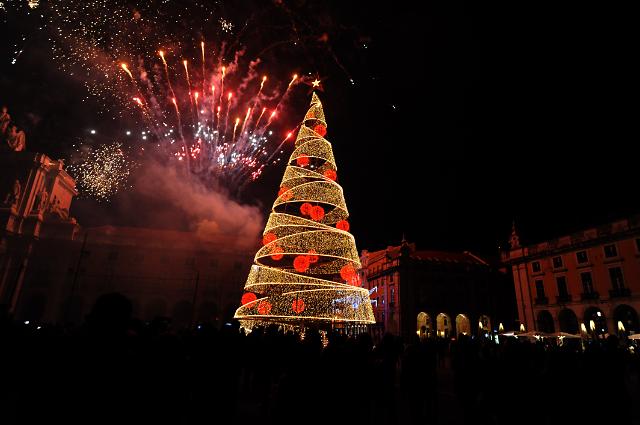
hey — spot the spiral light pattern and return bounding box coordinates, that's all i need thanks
[235,93,375,329]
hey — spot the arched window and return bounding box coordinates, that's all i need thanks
[536,310,555,333]
[455,314,471,336]
[584,307,607,336]
[436,313,452,338]
[417,312,431,339]
[558,308,579,334]
[478,314,491,332]
[613,304,639,334]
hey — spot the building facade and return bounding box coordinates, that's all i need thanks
[1,151,254,327]
[502,218,640,336]
[15,226,252,326]
[360,240,516,340]
[1,152,80,314]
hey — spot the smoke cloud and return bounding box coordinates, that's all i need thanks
[133,159,263,249]
[73,157,264,250]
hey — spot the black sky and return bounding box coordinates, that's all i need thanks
[1,1,637,257]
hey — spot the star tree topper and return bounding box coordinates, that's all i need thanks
[305,74,325,93]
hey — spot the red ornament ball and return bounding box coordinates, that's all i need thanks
[336,220,350,232]
[296,154,310,167]
[270,246,284,260]
[310,205,325,221]
[340,263,357,283]
[257,300,272,315]
[307,250,319,264]
[314,124,327,137]
[278,186,293,201]
[262,232,277,245]
[241,292,257,305]
[323,169,337,181]
[300,202,313,216]
[292,298,305,314]
[293,255,310,273]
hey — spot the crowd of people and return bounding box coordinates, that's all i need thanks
[1,292,639,425]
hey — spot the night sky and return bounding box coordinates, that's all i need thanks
[1,1,636,257]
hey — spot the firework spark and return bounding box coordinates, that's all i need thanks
[68,142,134,202]
[219,18,234,34]
[13,1,307,197]
[117,44,300,190]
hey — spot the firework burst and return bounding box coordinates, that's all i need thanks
[67,142,134,202]
[4,1,319,199]
[120,42,299,191]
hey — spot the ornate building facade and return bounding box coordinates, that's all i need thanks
[360,240,516,340]
[1,152,79,314]
[502,218,640,336]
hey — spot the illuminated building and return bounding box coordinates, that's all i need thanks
[503,218,640,336]
[1,151,252,326]
[360,239,515,340]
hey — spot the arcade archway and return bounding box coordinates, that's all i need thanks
[436,313,452,338]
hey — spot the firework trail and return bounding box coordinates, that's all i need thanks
[8,1,314,198]
[119,44,300,191]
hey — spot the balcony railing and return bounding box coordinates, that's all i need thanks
[556,294,571,304]
[609,287,631,298]
[580,291,599,301]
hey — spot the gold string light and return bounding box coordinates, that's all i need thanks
[235,93,375,329]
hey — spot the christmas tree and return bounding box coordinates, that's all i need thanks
[234,92,375,330]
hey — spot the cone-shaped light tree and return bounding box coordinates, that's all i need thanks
[234,92,375,329]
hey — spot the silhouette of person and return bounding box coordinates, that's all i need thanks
[86,292,133,337]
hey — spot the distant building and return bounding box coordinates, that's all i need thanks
[502,218,640,336]
[1,151,253,326]
[360,239,516,340]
